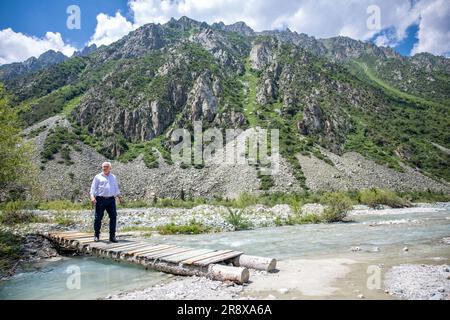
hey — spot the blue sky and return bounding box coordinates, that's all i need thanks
[0,0,129,49]
[0,0,448,65]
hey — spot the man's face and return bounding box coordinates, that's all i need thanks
[102,165,111,175]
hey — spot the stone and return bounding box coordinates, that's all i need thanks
[277,288,289,294]
[429,293,443,300]
[403,247,409,252]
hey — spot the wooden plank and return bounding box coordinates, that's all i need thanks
[74,237,116,244]
[60,234,94,239]
[162,249,215,263]
[140,246,184,258]
[194,251,243,266]
[88,241,135,249]
[156,247,197,259]
[101,243,145,253]
[49,231,84,238]
[148,247,194,260]
[82,241,122,251]
[58,234,94,241]
[125,244,165,255]
[133,245,176,254]
[108,243,152,252]
[59,236,104,243]
[132,245,178,257]
[77,238,130,249]
[49,231,80,235]
[182,250,233,265]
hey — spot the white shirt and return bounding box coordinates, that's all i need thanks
[90,172,121,197]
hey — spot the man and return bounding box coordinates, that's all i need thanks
[90,162,123,243]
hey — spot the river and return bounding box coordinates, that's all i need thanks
[1,203,449,299]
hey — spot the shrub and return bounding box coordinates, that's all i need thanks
[320,192,353,222]
[0,230,24,277]
[225,208,252,231]
[359,189,409,208]
[297,213,322,224]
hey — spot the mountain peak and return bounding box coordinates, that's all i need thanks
[0,49,68,81]
[73,44,97,57]
[212,20,254,36]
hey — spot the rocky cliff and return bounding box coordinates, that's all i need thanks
[2,16,449,200]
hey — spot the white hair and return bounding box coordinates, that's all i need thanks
[102,162,112,168]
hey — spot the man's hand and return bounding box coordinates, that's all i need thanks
[90,195,96,206]
[117,196,124,204]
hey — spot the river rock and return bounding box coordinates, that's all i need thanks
[277,288,289,294]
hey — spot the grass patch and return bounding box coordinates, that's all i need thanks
[358,189,410,208]
[224,208,252,231]
[61,95,82,117]
[355,61,440,109]
[53,213,76,226]
[119,200,151,209]
[398,190,450,203]
[156,219,211,235]
[241,59,259,127]
[0,202,48,225]
[121,226,154,232]
[38,200,88,211]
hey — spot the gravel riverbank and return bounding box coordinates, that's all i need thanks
[384,264,450,300]
[106,276,253,300]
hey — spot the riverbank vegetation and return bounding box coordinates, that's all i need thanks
[0,230,24,279]
[1,189,448,214]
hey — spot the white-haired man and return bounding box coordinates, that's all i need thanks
[90,162,123,242]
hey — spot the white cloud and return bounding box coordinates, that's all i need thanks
[0,29,76,65]
[86,0,450,57]
[88,12,135,46]
[411,0,450,56]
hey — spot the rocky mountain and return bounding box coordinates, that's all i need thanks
[72,44,98,57]
[2,16,449,200]
[0,50,68,82]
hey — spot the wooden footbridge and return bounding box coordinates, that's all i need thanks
[41,231,277,284]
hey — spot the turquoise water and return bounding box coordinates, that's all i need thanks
[154,205,450,260]
[1,204,449,299]
[0,256,167,300]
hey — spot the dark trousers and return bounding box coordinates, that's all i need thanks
[94,196,117,238]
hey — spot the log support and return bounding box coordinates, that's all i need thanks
[231,254,277,272]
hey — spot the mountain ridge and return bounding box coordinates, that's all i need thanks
[1,16,449,200]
